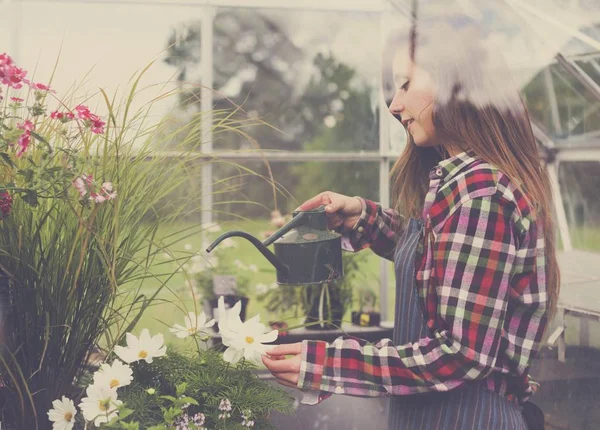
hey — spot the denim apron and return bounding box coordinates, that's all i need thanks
[387,218,527,429]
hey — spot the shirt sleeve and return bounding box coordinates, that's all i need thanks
[341,198,403,261]
[298,194,518,397]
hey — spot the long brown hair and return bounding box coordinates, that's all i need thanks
[386,22,560,318]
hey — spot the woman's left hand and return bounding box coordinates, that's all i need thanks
[262,343,302,389]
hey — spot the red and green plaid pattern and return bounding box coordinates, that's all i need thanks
[299,152,547,403]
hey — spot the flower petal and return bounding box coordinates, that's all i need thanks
[114,345,137,363]
[125,332,139,349]
[260,329,279,344]
[139,328,152,345]
[223,346,242,364]
[169,324,189,338]
[186,312,197,329]
[197,311,207,326]
[149,332,165,351]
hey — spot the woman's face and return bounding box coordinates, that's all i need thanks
[388,50,437,147]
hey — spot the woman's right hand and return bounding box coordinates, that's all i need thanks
[297,191,363,231]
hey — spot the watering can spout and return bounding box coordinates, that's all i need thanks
[206,207,342,285]
[206,231,289,275]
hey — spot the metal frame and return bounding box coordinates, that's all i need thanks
[544,68,563,136]
[531,122,574,252]
[201,6,215,246]
[17,0,391,12]
[556,54,600,101]
[11,0,600,327]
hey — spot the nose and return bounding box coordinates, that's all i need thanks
[388,90,404,120]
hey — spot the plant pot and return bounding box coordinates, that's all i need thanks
[351,311,381,327]
[205,295,250,331]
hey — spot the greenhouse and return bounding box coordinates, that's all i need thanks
[1,0,600,429]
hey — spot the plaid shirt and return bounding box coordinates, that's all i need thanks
[298,151,547,403]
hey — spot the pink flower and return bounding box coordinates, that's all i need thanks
[89,192,106,204]
[74,176,115,203]
[0,192,12,218]
[15,120,34,157]
[90,118,105,134]
[91,182,117,203]
[75,105,105,134]
[0,53,28,89]
[30,82,53,92]
[10,97,23,103]
[73,177,88,197]
[75,105,93,119]
[50,110,75,122]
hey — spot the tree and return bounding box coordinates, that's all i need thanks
[292,53,380,206]
[163,10,380,218]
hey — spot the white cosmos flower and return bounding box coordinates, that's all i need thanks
[79,385,122,427]
[222,315,278,364]
[217,297,278,364]
[47,396,76,430]
[170,311,216,339]
[93,359,133,389]
[114,329,167,364]
[217,296,243,343]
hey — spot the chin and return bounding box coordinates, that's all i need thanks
[411,136,433,147]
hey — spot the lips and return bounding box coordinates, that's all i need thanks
[403,118,415,129]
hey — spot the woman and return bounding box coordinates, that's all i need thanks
[262,19,557,430]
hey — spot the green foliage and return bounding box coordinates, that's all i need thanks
[291,53,380,208]
[116,350,294,429]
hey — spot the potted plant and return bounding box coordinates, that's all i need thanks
[0,52,292,429]
[351,285,381,327]
[192,247,253,325]
[44,297,293,429]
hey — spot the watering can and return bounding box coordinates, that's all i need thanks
[206,205,343,285]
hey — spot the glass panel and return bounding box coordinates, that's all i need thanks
[558,161,600,251]
[560,22,600,59]
[211,159,386,323]
[576,58,600,87]
[16,2,206,116]
[212,159,381,220]
[551,64,600,138]
[522,68,555,135]
[523,62,600,139]
[168,7,381,151]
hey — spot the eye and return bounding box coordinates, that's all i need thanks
[400,80,410,91]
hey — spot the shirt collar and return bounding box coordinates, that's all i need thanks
[429,150,479,183]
